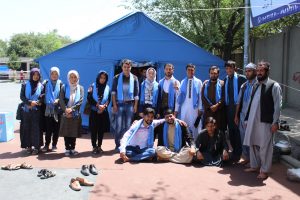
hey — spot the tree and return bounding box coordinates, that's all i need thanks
[7,30,73,58]
[8,50,20,70]
[128,0,244,60]
[0,39,7,57]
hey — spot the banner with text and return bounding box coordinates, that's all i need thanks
[250,0,300,27]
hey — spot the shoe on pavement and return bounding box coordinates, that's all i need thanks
[70,150,79,156]
[70,178,81,191]
[89,164,98,175]
[81,165,89,176]
[76,177,94,186]
[41,146,50,152]
[51,146,58,152]
[65,150,71,156]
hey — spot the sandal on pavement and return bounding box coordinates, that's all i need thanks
[70,178,81,191]
[76,177,94,186]
[40,170,56,179]
[20,163,33,169]
[1,164,21,170]
[257,172,269,180]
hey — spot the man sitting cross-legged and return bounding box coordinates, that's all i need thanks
[119,108,165,162]
[155,109,196,164]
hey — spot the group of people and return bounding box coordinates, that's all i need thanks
[19,59,282,180]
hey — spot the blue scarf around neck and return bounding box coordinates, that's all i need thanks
[159,77,176,108]
[45,80,61,104]
[163,121,182,153]
[117,72,134,101]
[204,79,222,106]
[177,77,199,109]
[140,80,159,107]
[92,83,110,105]
[225,72,238,105]
[25,81,42,101]
[126,119,154,148]
[65,84,80,106]
[243,80,256,103]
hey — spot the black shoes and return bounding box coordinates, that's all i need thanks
[81,165,89,176]
[81,164,98,176]
[37,169,56,179]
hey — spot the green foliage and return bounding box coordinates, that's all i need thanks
[8,50,20,70]
[0,39,7,57]
[7,30,73,58]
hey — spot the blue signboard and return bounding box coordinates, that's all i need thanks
[250,0,300,27]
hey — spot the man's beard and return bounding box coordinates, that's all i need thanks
[210,77,218,81]
[145,120,153,125]
[257,74,268,81]
[247,74,256,81]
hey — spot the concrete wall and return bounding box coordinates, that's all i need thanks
[251,26,300,108]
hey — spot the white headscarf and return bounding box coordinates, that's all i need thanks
[145,67,156,90]
[50,66,60,77]
[67,70,79,89]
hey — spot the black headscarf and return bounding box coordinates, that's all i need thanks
[96,71,108,99]
[29,68,41,95]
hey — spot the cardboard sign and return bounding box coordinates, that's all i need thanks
[0,112,15,142]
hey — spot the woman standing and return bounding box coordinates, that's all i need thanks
[59,70,84,156]
[41,67,63,152]
[87,71,111,154]
[138,67,159,117]
[20,68,44,155]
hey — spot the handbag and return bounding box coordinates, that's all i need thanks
[16,103,24,120]
[83,101,91,115]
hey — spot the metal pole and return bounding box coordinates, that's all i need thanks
[243,0,250,69]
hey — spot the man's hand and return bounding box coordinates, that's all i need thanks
[156,114,160,119]
[196,151,204,160]
[222,150,229,160]
[210,104,218,112]
[30,101,38,107]
[174,111,178,118]
[65,108,72,114]
[189,147,196,156]
[120,152,129,162]
[133,104,138,113]
[234,115,239,126]
[271,123,279,134]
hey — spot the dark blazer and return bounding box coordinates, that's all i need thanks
[154,122,195,148]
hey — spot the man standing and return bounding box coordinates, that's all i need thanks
[119,108,164,162]
[224,60,246,161]
[234,63,257,164]
[157,63,180,118]
[244,61,282,180]
[201,66,226,132]
[112,59,139,150]
[155,109,196,164]
[175,64,203,139]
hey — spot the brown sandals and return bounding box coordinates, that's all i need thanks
[1,162,32,170]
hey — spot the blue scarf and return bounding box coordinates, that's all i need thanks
[25,81,42,101]
[92,83,110,105]
[159,77,176,108]
[177,77,199,109]
[225,72,238,105]
[126,119,154,148]
[243,80,256,103]
[163,121,182,153]
[117,72,134,101]
[204,79,222,106]
[45,80,61,105]
[140,80,159,107]
[65,84,80,106]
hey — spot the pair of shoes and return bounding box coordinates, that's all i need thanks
[26,147,33,154]
[69,177,94,191]
[37,169,56,179]
[98,147,104,153]
[81,164,98,176]
[1,164,20,170]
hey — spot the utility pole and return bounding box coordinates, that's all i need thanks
[244,0,250,69]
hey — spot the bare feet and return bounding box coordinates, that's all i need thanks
[257,172,269,180]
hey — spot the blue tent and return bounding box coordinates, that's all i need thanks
[36,11,225,126]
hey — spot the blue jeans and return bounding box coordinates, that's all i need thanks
[115,103,134,147]
[125,146,156,161]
